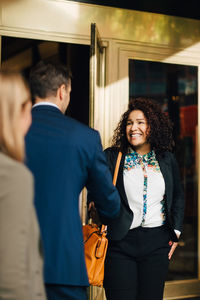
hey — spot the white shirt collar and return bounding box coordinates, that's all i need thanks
[32,102,59,109]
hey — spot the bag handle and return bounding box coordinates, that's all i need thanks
[112,151,122,186]
[100,151,122,233]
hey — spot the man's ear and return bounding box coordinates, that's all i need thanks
[61,84,66,100]
[58,84,65,100]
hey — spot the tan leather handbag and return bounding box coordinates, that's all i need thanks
[83,151,122,287]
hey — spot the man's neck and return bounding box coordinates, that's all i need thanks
[33,97,66,114]
[32,100,60,110]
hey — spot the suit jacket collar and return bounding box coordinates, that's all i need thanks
[32,104,62,115]
[32,101,59,110]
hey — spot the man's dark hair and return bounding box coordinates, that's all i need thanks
[29,60,72,101]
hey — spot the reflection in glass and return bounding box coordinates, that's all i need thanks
[129,59,198,280]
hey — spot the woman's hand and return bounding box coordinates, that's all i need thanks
[168,241,178,260]
[88,201,96,219]
[88,201,101,225]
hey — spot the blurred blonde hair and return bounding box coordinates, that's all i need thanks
[0,71,31,162]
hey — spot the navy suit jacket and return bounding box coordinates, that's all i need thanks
[25,105,120,286]
[104,147,185,242]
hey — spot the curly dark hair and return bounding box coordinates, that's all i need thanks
[112,97,174,155]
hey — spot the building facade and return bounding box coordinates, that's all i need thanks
[1,1,200,298]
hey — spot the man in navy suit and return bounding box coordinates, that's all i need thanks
[25,61,120,300]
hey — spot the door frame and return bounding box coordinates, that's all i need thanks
[116,41,200,299]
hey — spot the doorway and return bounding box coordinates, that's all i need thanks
[1,36,90,125]
[129,59,198,282]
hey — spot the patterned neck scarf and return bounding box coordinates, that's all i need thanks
[124,148,161,225]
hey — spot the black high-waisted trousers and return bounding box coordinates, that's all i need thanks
[104,225,171,300]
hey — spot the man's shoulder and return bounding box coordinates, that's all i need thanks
[31,107,99,140]
[64,116,99,138]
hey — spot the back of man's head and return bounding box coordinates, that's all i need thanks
[29,60,71,102]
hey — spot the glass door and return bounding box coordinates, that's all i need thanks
[0,35,91,228]
[129,59,199,298]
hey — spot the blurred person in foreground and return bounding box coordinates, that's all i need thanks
[25,61,120,300]
[0,71,46,300]
[102,97,184,300]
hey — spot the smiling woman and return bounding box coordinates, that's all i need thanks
[103,97,184,300]
[125,110,150,155]
[112,97,174,155]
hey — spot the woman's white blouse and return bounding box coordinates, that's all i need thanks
[123,152,166,229]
